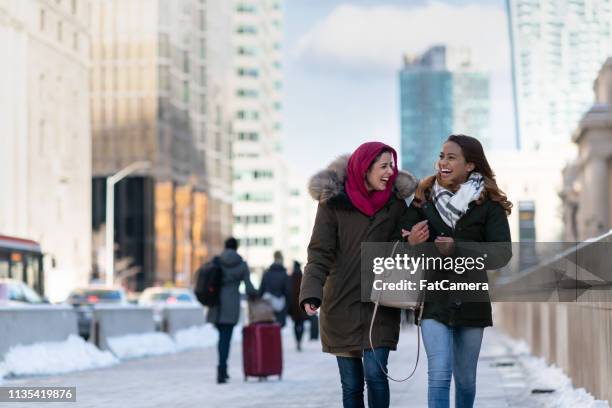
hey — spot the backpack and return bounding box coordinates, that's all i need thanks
[194,256,223,307]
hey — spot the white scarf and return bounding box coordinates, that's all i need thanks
[432,172,484,229]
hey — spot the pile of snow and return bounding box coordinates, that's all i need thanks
[499,334,609,408]
[107,332,176,360]
[172,322,246,352]
[520,357,609,408]
[1,335,117,377]
[174,325,218,351]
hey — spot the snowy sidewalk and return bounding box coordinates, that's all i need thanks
[0,324,606,408]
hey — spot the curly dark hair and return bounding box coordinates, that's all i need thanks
[414,134,513,215]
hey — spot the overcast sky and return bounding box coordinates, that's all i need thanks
[281,0,515,179]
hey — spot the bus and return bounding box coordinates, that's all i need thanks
[0,235,45,295]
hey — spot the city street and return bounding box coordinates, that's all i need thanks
[0,324,582,408]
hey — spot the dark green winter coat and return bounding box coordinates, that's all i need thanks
[299,155,418,354]
[398,197,512,327]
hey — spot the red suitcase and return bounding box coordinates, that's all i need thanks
[242,322,283,381]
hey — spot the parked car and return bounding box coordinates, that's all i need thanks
[0,279,47,305]
[66,286,128,339]
[138,287,200,330]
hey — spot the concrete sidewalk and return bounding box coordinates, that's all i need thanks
[0,325,558,408]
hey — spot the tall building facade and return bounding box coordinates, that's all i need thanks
[562,58,612,241]
[0,0,92,302]
[286,171,316,267]
[230,0,286,275]
[204,0,234,257]
[90,0,231,290]
[507,0,612,151]
[400,46,490,179]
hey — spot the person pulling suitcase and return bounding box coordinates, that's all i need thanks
[195,237,258,384]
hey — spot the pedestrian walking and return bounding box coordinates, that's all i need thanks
[288,261,308,351]
[400,134,512,407]
[200,237,258,384]
[300,142,417,408]
[259,251,290,327]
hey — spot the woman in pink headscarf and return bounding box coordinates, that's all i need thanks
[300,142,417,408]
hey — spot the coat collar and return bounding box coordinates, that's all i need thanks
[308,154,418,208]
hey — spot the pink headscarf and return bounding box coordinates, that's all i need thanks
[345,142,398,217]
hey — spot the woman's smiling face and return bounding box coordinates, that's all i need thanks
[365,152,394,192]
[437,141,474,188]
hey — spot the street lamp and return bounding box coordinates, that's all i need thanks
[105,161,151,287]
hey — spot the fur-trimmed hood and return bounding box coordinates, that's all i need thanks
[308,154,418,205]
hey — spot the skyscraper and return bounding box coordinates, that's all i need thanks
[400,46,490,179]
[0,0,92,301]
[230,0,286,274]
[90,0,231,289]
[507,0,612,151]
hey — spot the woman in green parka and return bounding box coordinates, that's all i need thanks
[400,134,512,408]
[299,142,417,408]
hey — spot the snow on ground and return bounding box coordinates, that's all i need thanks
[106,332,176,359]
[0,335,117,378]
[174,323,245,351]
[497,333,609,408]
[174,324,218,351]
[0,322,246,381]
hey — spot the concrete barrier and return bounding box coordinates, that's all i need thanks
[161,306,206,336]
[0,305,78,357]
[90,306,155,351]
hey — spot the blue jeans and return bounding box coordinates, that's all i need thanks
[421,319,484,408]
[336,348,390,408]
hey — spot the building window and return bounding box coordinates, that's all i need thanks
[237,68,259,78]
[73,32,79,51]
[199,10,205,30]
[57,21,63,42]
[237,192,273,202]
[183,81,189,103]
[183,51,189,73]
[237,132,259,141]
[200,94,206,114]
[238,237,273,247]
[253,169,273,179]
[236,3,257,13]
[40,9,45,31]
[237,110,260,120]
[236,89,258,98]
[71,0,77,14]
[235,215,273,224]
[236,25,257,35]
[237,46,257,56]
